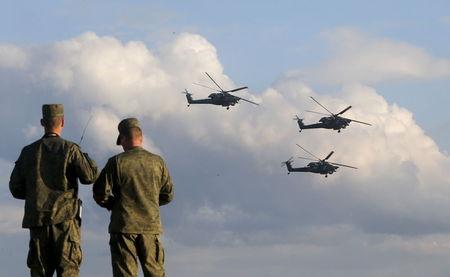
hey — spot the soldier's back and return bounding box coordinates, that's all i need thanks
[14,135,95,227]
[109,146,167,234]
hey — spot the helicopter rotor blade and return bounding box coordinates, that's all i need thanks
[297,156,317,161]
[193,83,221,92]
[305,110,331,116]
[295,144,321,160]
[205,72,225,92]
[227,86,248,93]
[337,106,352,115]
[324,151,334,161]
[310,96,334,116]
[341,117,372,126]
[235,96,259,105]
[329,162,358,169]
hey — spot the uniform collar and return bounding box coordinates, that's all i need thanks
[43,132,60,138]
[125,146,143,152]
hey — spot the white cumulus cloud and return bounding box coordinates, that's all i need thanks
[306,27,450,84]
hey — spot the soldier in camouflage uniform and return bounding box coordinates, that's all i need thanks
[9,104,98,277]
[93,118,174,277]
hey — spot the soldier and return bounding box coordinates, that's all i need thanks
[9,104,98,277]
[93,118,174,277]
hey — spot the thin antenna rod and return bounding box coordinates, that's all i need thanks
[79,114,93,145]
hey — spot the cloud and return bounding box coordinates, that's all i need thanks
[0,45,28,70]
[166,225,450,277]
[306,28,450,84]
[1,31,450,276]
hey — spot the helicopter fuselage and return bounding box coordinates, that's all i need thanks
[207,93,239,106]
[306,161,338,175]
[318,116,351,130]
[285,160,338,176]
[296,116,351,132]
[185,92,239,108]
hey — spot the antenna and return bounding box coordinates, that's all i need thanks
[79,114,93,145]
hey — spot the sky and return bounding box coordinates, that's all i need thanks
[1,1,450,276]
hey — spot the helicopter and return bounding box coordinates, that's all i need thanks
[295,96,371,132]
[182,72,259,110]
[282,144,357,177]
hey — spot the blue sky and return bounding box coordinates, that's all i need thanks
[1,1,450,276]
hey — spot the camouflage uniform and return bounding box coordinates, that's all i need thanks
[9,104,98,277]
[93,118,174,277]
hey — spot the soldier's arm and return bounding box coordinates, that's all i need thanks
[71,145,99,184]
[93,158,116,210]
[159,160,174,206]
[9,151,26,199]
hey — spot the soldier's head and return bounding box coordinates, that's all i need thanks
[40,104,65,134]
[116,118,143,150]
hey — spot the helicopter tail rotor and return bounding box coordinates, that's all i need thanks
[281,157,294,167]
[294,115,305,131]
[182,89,194,105]
[181,89,192,96]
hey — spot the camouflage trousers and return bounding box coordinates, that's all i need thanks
[109,233,165,277]
[27,219,82,277]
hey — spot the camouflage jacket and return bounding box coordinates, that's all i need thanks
[93,147,174,234]
[9,134,98,228]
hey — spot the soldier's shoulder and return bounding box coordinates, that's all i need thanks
[59,137,80,149]
[141,148,164,162]
[106,153,121,165]
[23,138,41,149]
[120,148,164,163]
[21,137,46,153]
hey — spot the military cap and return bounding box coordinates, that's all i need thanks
[42,104,64,119]
[116,118,141,145]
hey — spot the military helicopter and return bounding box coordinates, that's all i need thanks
[282,144,357,177]
[295,96,371,132]
[182,72,259,110]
